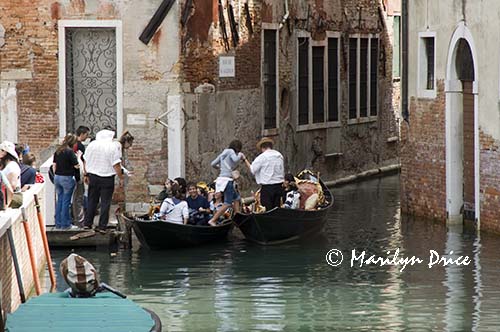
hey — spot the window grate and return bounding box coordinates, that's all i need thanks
[65,28,117,135]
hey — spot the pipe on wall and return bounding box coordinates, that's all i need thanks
[402,0,409,122]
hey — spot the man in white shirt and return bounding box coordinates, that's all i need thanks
[243,137,284,211]
[82,128,124,233]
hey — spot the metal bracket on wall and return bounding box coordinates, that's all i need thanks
[154,109,174,128]
[154,108,196,130]
[182,109,196,130]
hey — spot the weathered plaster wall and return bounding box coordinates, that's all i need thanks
[181,0,399,188]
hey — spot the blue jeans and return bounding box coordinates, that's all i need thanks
[223,181,240,205]
[55,175,76,228]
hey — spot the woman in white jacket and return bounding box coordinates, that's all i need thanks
[160,183,189,224]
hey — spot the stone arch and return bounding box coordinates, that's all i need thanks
[445,22,479,227]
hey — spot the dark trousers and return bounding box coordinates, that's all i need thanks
[84,174,115,229]
[260,183,284,211]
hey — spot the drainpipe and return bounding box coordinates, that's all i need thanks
[402,0,409,122]
[279,0,289,30]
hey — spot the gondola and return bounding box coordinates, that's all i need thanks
[121,212,232,249]
[232,176,333,245]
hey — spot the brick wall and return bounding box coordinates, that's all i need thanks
[400,80,447,221]
[479,131,500,233]
[0,0,60,154]
[182,0,261,91]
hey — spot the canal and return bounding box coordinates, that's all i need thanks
[49,174,500,331]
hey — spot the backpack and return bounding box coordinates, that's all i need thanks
[60,253,100,297]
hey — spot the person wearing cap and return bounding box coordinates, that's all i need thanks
[242,137,285,211]
[82,128,125,233]
[0,141,21,206]
[207,139,245,226]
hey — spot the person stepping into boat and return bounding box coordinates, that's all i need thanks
[207,140,245,226]
[243,137,285,211]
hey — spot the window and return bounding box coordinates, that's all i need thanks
[312,46,325,123]
[263,29,278,129]
[327,38,339,122]
[424,38,435,90]
[297,33,340,128]
[393,15,400,78]
[418,32,436,98]
[348,36,379,121]
[298,37,309,125]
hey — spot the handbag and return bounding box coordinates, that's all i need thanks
[9,191,23,208]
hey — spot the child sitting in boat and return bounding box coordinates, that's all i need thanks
[160,183,189,224]
[186,182,211,225]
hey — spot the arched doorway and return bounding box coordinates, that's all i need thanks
[456,40,475,220]
[445,23,479,227]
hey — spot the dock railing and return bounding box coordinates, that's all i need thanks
[0,183,49,314]
[40,156,55,226]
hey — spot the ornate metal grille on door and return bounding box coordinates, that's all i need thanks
[65,28,117,135]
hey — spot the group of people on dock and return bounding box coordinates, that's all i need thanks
[51,126,134,232]
[0,141,41,209]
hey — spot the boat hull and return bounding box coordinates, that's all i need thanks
[122,213,232,249]
[233,179,333,245]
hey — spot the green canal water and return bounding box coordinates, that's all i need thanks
[49,175,500,331]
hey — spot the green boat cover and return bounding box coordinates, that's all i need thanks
[6,292,155,332]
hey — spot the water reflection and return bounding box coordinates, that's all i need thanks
[47,175,500,331]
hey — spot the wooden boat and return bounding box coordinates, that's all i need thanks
[232,177,333,245]
[121,212,232,249]
[5,291,161,332]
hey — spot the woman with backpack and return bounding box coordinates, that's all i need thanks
[159,182,189,224]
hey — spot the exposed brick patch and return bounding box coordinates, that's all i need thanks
[400,80,447,221]
[480,130,500,233]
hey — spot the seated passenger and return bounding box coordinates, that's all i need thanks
[282,173,300,209]
[186,183,211,225]
[160,183,189,224]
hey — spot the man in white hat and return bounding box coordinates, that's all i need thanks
[0,140,21,207]
[82,128,124,233]
[243,137,284,211]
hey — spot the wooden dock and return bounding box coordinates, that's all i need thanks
[5,292,160,332]
[46,226,120,248]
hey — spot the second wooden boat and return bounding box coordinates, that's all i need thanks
[232,177,333,245]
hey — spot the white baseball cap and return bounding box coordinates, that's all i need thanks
[0,141,19,161]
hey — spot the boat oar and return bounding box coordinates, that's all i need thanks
[99,282,127,299]
[33,194,56,291]
[6,227,26,303]
[21,207,41,295]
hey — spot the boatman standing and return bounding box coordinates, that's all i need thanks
[243,137,284,211]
